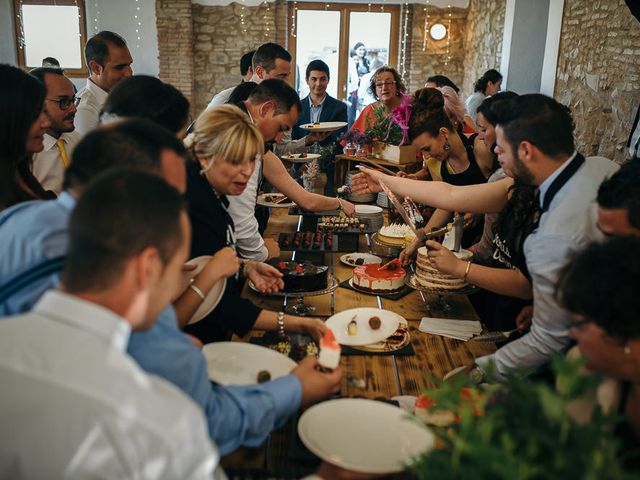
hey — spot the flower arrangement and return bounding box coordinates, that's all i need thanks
[365,94,412,146]
[301,158,319,191]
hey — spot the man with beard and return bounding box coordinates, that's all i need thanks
[29,68,82,194]
[350,94,619,382]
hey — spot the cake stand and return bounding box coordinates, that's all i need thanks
[370,232,405,258]
[249,276,339,316]
[404,274,478,316]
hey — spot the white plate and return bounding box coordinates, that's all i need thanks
[339,253,382,267]
[298,398,434,474]
[355,204,383,215]
[256,193,295,208]
[180,256,226,324]
[280,153,321,163]
[326,307,401,346]
[299,121,348,133]
[202,342,297,386]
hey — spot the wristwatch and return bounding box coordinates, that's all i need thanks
[468,363,485,384]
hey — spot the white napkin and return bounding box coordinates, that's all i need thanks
[419,317,482,341]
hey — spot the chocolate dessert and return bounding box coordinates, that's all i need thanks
[271,260,329,292]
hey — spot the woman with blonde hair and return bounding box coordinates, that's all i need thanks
[183,104,326,344]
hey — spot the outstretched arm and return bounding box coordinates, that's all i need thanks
[351,166,512,214]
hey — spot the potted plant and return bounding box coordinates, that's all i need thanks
[365,94,416,165]
[338,129,373,157]
[408,356,636,479]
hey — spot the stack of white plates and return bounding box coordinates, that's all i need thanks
[346,170,376,203]
[377,192,389,208]
[355,205,384,231]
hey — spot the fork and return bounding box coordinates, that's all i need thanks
[472,329,518,343]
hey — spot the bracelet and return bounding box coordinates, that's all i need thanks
[277,311,285,338]
[336,197,343,211]
[462,260,472,282]
[189,282,206,302]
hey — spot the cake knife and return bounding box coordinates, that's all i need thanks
[378,180,420,238]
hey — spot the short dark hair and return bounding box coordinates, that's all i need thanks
[306,59,330,79]
[474,69,503,93]
[409,87,453,140]
[42,57,60,67]
[494,94,575,159]
[63,169,186,293]
[476,91,519,126]
[102,75,190,134]
[252,42,291,72]
[597,161,640,229]
[369,66,406,101]
[226,81,258,105]
[425,75,459,94]
[240,50,256,76]
[247,78,301,115]
[28,67,65,84]
[85,30,127,68]
[64,118,185,190]
[556,236,640,341]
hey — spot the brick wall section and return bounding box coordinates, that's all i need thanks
[156,0,194,103]
[555,0,640,163]
[461,0,505,98]
[407,5,467,93]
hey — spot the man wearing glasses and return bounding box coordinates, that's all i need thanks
[29,68,82,195]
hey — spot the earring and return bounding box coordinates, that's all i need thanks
[624,344,631,355]
[444,141,451,152]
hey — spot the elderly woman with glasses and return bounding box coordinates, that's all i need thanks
[350,65,406,134]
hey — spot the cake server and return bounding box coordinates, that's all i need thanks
[472,329,518,343]
[442,213,464,252]
[378,180,421,238]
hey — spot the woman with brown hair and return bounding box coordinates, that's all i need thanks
[350,66,407,134]
[0,65,53,211]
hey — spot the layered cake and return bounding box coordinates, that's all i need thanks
[272,260,328,293]
[352,259,406,294]
[377,223,417,246]
[415,246,473,290]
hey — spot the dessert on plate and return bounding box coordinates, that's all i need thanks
[271,260,328,292]
[377,223,417,246]
[352,258,406,294]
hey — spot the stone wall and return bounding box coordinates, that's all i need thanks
[407,5,468,93]
[555,0,639,163]
[156,0,194,103]
[192,1,278,115]
[461,0,506,98]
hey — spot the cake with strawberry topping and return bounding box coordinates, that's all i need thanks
[318,329,341,370]
[271,260,328,293]
[352,258,406,294]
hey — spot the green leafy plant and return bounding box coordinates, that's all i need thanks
[365,104,405,146]
[409,356,637,480]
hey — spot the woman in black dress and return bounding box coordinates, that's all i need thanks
[183,104,326,344]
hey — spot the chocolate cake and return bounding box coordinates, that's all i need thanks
[272,260,329,293]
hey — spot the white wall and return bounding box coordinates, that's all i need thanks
[0,0,159,89]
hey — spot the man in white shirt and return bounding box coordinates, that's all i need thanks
[0,170,219,479]
[29,67,82,194]
[207,42,290,109]
[74,31,133,134]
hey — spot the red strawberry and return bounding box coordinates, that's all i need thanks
[368,316,381,330]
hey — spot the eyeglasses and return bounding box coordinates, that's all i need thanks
[375,81,396,88]
[46,96,79,110]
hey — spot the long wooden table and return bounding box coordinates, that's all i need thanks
[221,208,495,478]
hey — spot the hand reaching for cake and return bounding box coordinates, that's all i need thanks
[350,166,387,194]
[291,356,343,408]
[424,240,466,278]
[245,261,285,293]
[399,237,422,265]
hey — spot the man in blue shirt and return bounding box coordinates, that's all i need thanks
[0,119,342,454]
[292,59,348,195]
